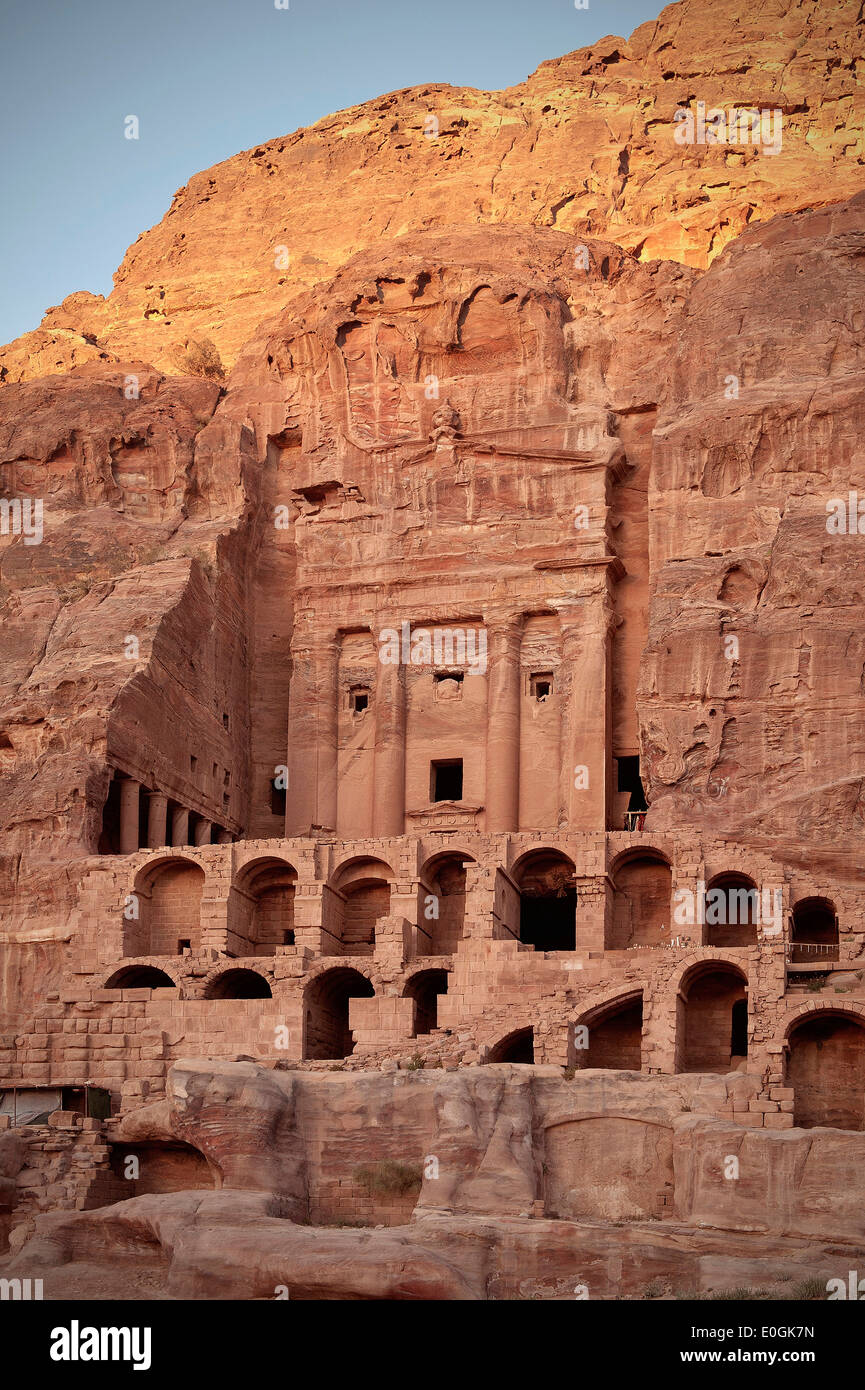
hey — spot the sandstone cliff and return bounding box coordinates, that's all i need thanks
[0,0,862,384]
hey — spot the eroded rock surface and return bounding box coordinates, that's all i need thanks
[641,191,865,848]
[5,1060,865,1299]
[1,0,864,1303]
[1,0,862,383]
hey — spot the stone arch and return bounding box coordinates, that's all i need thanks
[331,852,397,884]
[125,856,205,957]
[329,856,394,955]
[785,1008,865,1130]
[303,966,375,1059]
[108,1140,216,1195]
[790,896,838,963]
[204,967,272,1000]
[402,968,450,1036]
[704,871,759,947]
[420,851,475,954]
[675,960,748,1073]
[511,849,576,952]
[487,1026,535,1064]
[607,848,672,949]
[775,1000,865,1045]
[572,990,644,1070]
[543,1117,673,1221]
[229,856,298,956]
[104,964,178,990]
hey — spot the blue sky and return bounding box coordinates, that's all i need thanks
[0,0,660,344]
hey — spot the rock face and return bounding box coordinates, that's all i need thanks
[1,0,863,384]
[1,0,865,1302]
[6,1060,865,1299]
[641,190,865,848]
[0,366,253,1021]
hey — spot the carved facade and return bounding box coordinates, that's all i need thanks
[3,222,864,1149]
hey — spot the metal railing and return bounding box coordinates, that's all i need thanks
[786,940,839,964]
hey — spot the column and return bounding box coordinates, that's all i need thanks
[146,791,168,850]
[557,587,614,832]
[313,634,339,833]
[118,778,140,855]
[171,804,189,846]
[193,817,212,846]
[484,615,523,833]
[373,652,406,837]
[286,629,339,835]
[216,828,233,845]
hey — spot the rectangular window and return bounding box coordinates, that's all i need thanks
[434,671,464,701]
[530,672,553,701]
[616,754,643,795]
[271,780,287,817]
[431,759,463,802]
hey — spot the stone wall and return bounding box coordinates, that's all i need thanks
[3,823,863,1138]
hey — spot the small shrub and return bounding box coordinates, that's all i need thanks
[711,1286,772,1301]
[405,1054,425,1071]
[784,1277,827,1301]
[641,1278,667,1299]
[169,336,225,381]
[266,1195,295,1219]
[353,1159,423,1196]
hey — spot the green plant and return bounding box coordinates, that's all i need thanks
[405,1054,425,1071]
[353,1159,423,1196]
